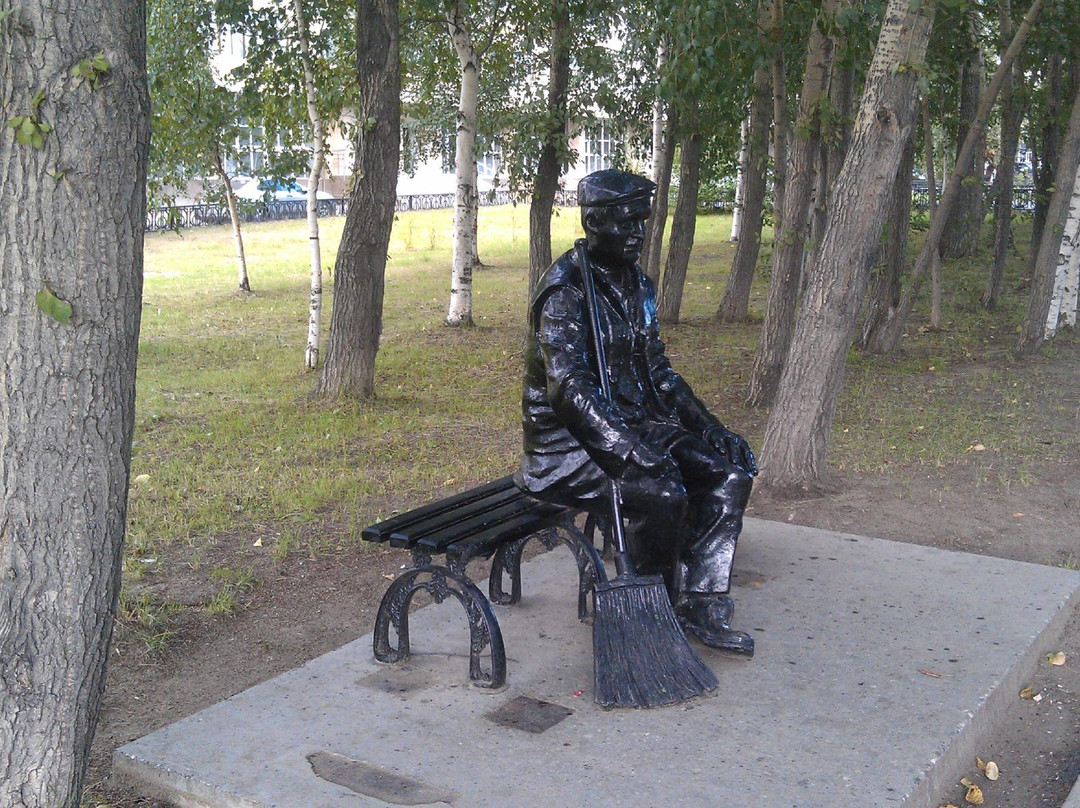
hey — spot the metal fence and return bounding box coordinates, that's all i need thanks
[146,184,1036,233]
[145,188,582,232]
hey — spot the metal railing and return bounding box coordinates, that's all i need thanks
[145,188,582,232]
[146,184,1036,233]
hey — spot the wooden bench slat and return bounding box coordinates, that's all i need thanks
[413,497,549,551]
[387,485,526,547]
[362,475,518,543]
[443,502,573,562]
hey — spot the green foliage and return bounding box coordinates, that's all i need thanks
[6,90,51,149]
[70,52,111,90]
[35,284,73,324]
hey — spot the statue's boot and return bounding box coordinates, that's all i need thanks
[675,593,754,657]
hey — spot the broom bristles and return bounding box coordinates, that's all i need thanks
[593,574,718,708]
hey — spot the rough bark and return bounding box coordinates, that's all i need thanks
[294,0,326,369]
[0,1,148,804]
[983,0,1022,310]
[1016,81,1080,354]
[314,0,399,398]
[940,15,986,260]
[924,102,942,329]
[860,125,915,347]
[861,0,1045,354]
[746,0,836,408]
[810,34,855,264]
[445,0,479,327]
[215,151,251,292]
[758,0,935,494]
[657,123,703,324]
[730,117,749,242]
[717,55,772,323]
[1029,52,1063,278]
[771,0,788,233]
[642,103,678,287]
[527,0,570,296]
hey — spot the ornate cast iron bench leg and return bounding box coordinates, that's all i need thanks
[488,522,606,622]
[373,553,506,689]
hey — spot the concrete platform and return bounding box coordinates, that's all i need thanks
[115,519,1080,807]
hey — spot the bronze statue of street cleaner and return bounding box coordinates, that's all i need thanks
[516,169,757,706]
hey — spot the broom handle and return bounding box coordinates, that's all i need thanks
[575,240,635,578]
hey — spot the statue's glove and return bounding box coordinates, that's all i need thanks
[626,439,677,478]
[703,426,758,477]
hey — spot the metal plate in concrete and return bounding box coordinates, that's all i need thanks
[114,519,1080,807]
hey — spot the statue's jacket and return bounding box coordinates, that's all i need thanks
[519,249,722,495]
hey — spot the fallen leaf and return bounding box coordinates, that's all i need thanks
[941,804,960,808]
[972,444,986,452]
[963,781,984,804]
[382,573,395,581]
[918,668,945,679]
[984,761,999,781]
[1034,693,1043,702]
[133,473,151,485]
[253,538,263,547]
[1047,651,1066,666]
[976,758,986,771]
[1012,512,1025,518]
[1019,686,1035,700]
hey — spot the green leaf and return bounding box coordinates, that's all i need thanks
[36,286,73,324]
[7,115,23,129]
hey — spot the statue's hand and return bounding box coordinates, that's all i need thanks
[704,427,758,477]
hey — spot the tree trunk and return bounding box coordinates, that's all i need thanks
[860,124,915,347]
[810,33,855,263]
[445,0,478,327]
[1045,165,1080,336]
[940,14,986,260]
[730,117,749,242]
[861,0,1044,354]
[983,1,1022,310]
[1029,52,1063,278]
[314,0,399,398]
[758,0,936,495]
[650,40,668,186]
[746,0,836,408]
[0,2,148,804]
[216,151,251,292]
[924,101,943,329]
[1016,81,1080,354]
[771,0,788,233]
[527,0,570,296]
[657,123,703,324]
[294,0,326,370]
[717,54,772,323]
[642,103,678,286]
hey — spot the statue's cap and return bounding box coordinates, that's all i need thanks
[577,169,656,209]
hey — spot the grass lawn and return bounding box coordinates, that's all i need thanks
[128,205,1074,616]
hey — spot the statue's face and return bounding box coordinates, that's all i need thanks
[583,198,651,267]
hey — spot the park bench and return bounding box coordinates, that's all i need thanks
[361,475,607,689]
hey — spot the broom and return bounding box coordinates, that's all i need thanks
[575,239,718,708]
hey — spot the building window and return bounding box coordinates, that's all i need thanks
[477,141,501,180]
[583,121,615,174]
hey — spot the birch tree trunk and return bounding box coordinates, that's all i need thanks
[0,1,148,803]
[758,0,936,494]
[657,122,703,324]
[216,151,251,292]
[1017,82,1080,354]
[730,117,749,242]
[294,0,326,369]
[746,0,835,408]
[642,103,678,286]
[861,0,1044,354]
[445,0,479,327]
[717,53,772,323]
[314,0,399,398]
[1045,165,1080,336]
[527,0,570,295]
